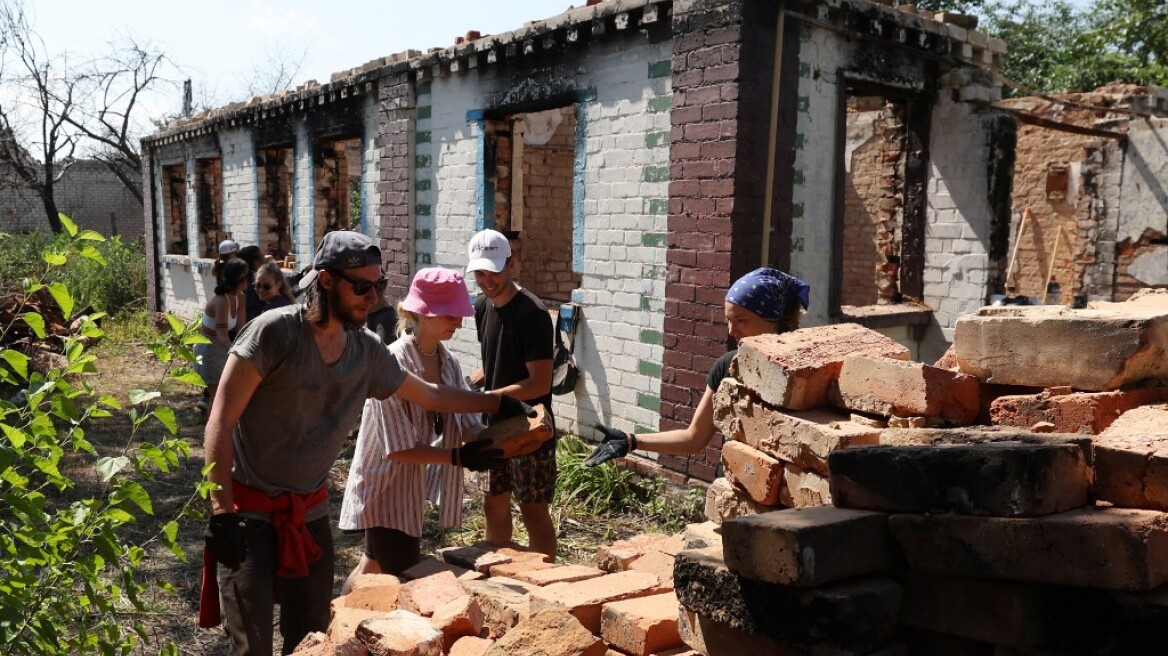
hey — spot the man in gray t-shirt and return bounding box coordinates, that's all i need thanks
[201,231,528,656]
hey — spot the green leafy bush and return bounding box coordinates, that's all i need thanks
[0,214,208,655]
[0,223,147,317]
[555,434,640,515]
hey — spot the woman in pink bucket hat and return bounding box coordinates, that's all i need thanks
[338,267,502,586]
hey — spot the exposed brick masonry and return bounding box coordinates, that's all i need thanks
[377,71,415,298]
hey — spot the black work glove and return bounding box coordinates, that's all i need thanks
[204,512,247,569]
[584,424,636,467]
[453,440,506,472]
[497,395,538,419]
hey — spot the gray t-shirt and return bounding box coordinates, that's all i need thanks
[228,305,405,503]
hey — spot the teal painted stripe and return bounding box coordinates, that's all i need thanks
[641,232,666,247]
[647,96,672,112]
[644,131,669,148]
[647,60,671,78]
[643,166,669,183]
[573,99,589,273]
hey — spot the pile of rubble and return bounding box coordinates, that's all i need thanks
[681,289,1168,654]
[290,533,706,656]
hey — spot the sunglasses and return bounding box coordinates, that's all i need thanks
[332,271,389,296]
[255,283,274,291]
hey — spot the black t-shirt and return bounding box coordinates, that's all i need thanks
[475,287,554,424]
[707,350,736,392]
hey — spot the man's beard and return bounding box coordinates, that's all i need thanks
[329,286,368,331]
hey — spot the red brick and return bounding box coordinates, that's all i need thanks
[482,608,605,656]
[837,354,981,425]
[449,636,494,656]
[722,507,895,586]
[733,324,909,411]
[991,387,1168,434]
[628,551,677,591]
[399,571,465,617]
[356,609,444,655]
[327,607,382,652]
[713,379,881,475]
[779,463,832,507]
[704,475,771,524]
[1095,404,1168,510]
[596,533,684,572]
[720,440,784,505]
[890,507,1168,591]
[460,579,532,639]
[601,592,684,656]
[528,571,664,633]
[402,557,483,582]
[430,595,484,652]
[511,564,606,586]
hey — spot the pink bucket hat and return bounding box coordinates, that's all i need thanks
[401,267,474,317]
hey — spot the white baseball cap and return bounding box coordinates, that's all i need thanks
[218,239,240,256]
[465,229,511,273]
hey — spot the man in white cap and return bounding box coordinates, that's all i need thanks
[465,229,557,558]
[201,229,526,655]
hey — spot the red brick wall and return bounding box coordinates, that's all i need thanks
[376,72,414,298]
[660,0,792,482]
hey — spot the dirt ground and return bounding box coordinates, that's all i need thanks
[78,331,671,655]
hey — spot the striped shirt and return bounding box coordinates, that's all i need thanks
[338,335,485,537]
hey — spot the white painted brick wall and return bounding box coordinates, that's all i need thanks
[218,128,258,245]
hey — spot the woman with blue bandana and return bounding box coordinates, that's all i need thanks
[585,268,810,467]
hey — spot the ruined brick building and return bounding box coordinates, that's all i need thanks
[139,0,1166,482]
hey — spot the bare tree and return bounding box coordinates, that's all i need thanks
[239,43,308,98]
[0,1,81,233]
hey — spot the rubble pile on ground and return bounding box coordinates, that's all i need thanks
[677,289,1168,654]
[291,537,706,656]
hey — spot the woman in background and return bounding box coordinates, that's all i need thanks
[253,261,296,312]
[585,267,810,465]
[195,259,249,414]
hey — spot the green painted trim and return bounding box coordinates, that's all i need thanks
[792,203,804,219]
[792,169,805,185]
[417,82,432,95]
[645,265,667,280]
[644,131,669,148]
[799,62,811,78]
[638,360,663,378]
[798,96,810,113]
[417,106,432,120]
[416,178,432,191]
[643,166,669,183]
[637,392,661,412]
[414,228,432,239]
[641,295,651,311]
[647,60,671,78]
[794,134,805,150]
[648,96,672,112]
[415,204,432,216]
[416,131,432,143]
[641,232,666,247]
[415,155,432,168]
[647,198,667,215]
[639,329,663,345]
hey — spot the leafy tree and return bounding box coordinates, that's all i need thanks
[0,214,209,654]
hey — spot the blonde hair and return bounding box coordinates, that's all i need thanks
[394,303,419,339]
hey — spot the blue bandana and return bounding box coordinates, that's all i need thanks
[725,268,810,322]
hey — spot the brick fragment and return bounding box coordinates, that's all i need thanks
[596,533,684,572]
[828,443,1089,516]
[990,387,1168,434]
[332,576,400,612]
[528,570,663,633]
[601,592,684,656]
[704,476,772,524]
[403,557,482,581]
[448,636,494,656]
[482,608,606,656]
[1095,404,1168,510]
[732,323,910,410]
[327,607,382,652]
[510,564,606,586]
[488,559,557,579]
[722,507,895,586]
[713,378,881,475]
[890,507,1168,591]
[459,578,532,639]
[779,463,831,508]
[477,404,554,457]
[429,595,484,652]
[953,296,1168,391]
[356,609,444,655]
[721,440,784,505]
[836,354,981,425]
[399,571,465,617]
[440,545,511,574]
[628,550,676,591]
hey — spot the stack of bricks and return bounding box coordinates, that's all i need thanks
[670,289,1168,654]
[289,535,705,656]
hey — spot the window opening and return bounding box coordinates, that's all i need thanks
[314,136,362,238]
[258,147,294,259]
[162,163,187,255]
[195,158,222,259]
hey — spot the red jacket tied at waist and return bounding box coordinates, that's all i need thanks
[198,481,328,628]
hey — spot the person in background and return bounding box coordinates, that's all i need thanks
[200,231,526,655]
[365,294,398,345]
[253,261,296,313]
[195,259,249,414]
[464,229,557,558]
[339,267,498,591]
[212,239,240,279]
[238,245,268,321]
[584,267,810,466]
